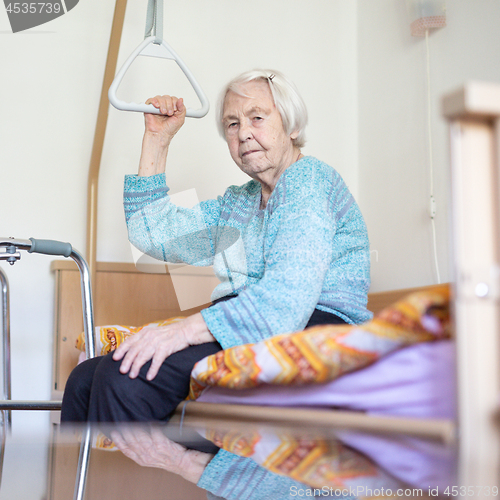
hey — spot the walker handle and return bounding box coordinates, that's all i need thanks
[108,36,209,118]
[28,238,72,258]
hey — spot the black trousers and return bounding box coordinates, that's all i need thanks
[61,306,346,423]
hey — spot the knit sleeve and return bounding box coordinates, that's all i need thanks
[198,450,315,500]
[201,193,334,349]
[123,173,222,266]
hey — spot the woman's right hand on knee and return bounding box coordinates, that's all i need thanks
[112,321,190,381]
[112,313,215,381]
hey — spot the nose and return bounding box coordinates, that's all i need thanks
[238,120,253,142]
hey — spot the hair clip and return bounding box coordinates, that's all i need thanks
[268,74,275,82]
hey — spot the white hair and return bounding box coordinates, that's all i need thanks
[216,69,308,148]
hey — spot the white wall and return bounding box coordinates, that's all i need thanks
[97,0,359,262]
[358,0,500,291]
[0,1,357,496]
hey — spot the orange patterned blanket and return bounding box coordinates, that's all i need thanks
[75,285,451,401]
[188,284,451,399]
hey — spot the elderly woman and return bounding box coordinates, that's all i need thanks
[61,70,371,422]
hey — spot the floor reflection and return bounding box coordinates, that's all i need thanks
[51,415,456,500]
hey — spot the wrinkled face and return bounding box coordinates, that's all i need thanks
[222,80,297,181]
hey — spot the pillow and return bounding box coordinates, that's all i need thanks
[75,317,185,356]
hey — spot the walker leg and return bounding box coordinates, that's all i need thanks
[0,268,12,428]
[73,423,93,500]
[69,250,96,500]
[0,410,6,489]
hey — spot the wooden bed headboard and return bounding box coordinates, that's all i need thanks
[367,283,447,315]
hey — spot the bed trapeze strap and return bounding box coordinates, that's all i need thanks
[108,0,209,118]
[145,0,163,45]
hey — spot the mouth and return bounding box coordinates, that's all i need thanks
[241,150,260,157]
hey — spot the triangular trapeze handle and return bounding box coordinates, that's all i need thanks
[108,36,210,118]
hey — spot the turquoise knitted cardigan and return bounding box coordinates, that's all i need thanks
[198,449,356,499]
[124,156,372,349]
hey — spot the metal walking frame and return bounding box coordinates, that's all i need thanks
[0,236,96,500]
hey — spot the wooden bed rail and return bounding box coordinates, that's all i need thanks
[172,401,456,444]
[443,81,500,488]
[366,282,446,315]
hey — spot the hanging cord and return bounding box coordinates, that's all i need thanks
[425,29,441,284]
[145,0,163,45]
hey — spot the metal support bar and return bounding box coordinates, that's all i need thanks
[0,238,32,251]
[70,250,95,360]
[0,268,11,427]
[0,411,6,491]
[0,400,62,410]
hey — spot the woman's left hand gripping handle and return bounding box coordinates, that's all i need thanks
[144,95,186,141]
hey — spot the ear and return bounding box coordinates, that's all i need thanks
[290,130,299,140]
